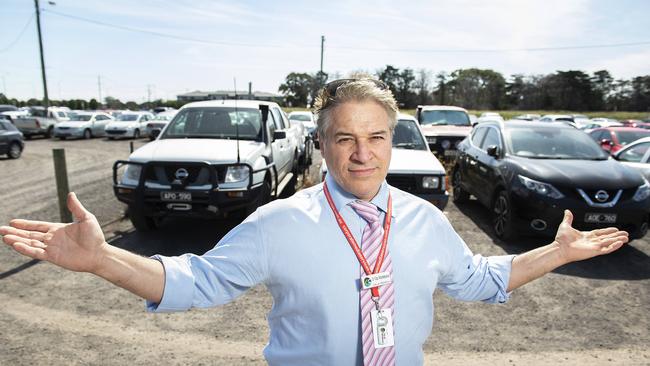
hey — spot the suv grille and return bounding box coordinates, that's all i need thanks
[143,164,227,187]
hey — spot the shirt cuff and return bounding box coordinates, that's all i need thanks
[486,254,516,304]
[145,255,195,312]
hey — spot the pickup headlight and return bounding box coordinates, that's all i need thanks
[633,178,650,202]
[518,175,564,199]
[121,164,142,186]
[422,176,443,190]
[225,165,250,183]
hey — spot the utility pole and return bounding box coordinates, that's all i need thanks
[320,35,325,76]
[34,0,49,108]
[97,75,102,106]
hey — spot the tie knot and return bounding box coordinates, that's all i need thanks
[349,200,381,225]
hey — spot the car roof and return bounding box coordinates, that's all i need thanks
[417,105,468,112]
[180,99,279,109]
[594,126,650,132]
[492,120,575,129]
[397,113,416,121]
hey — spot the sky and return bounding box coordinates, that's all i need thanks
[1,0,649,103]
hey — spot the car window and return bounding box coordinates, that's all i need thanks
[507,125,608,159]
[161,107,262,140]
[471,127,488,147]
[419,110,470,126]
[0,123,6,131]
[271,108,286,129]
[392,119,427,150]
[618,142,650,163]
[267,110,279,134]
[615,130,650,145]
[480,127,501,150]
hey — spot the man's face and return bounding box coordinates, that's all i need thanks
[321,100,392,201]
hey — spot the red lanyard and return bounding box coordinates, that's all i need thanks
[323,182,392,298]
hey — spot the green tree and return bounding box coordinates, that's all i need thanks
[88,98,99,110]
[446,68,506,109]
[279,72,314,107]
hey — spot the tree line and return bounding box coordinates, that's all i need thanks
[278,67,650,112]
[0,94,184,111]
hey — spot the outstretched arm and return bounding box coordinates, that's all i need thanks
[507,210,628,292]
[0,192,165,303]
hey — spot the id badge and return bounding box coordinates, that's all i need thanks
[370,308,395,348]
[361,271,392,289]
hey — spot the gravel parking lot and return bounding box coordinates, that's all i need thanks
[1,137,649,365]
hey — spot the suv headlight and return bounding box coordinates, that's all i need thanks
[422,176,441,190]
[518,175,564,199]
[121,164,142,186]
[225,165,250,183]
[633,178,650,202]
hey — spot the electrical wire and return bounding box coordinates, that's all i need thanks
[40,9,650,54]
[0,13,36,53]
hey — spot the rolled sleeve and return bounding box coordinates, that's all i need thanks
[146,255,196,312]
[439,252,515,303]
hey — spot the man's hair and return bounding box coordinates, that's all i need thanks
[312,78,399,141]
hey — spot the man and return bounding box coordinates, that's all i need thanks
[0,79,628,365]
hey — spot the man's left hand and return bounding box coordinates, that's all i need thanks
[554,210,629,264]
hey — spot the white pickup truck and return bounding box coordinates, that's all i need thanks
[113,100,303,230]
[12,107,70,139]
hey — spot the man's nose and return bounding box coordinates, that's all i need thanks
[352,140,373,163]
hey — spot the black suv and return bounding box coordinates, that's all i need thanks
[452,120,650,240]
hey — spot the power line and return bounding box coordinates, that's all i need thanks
[0,13,35,53]
[42,9,313,49]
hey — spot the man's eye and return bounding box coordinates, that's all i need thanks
[337,138,353,143]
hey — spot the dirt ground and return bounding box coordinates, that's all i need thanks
[1,138,649,365]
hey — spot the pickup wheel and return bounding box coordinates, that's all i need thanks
[128,207,157,231]
[45,126,53,139]
[7,142,22,159]
[83,129,92,139]
[244,179,271,217]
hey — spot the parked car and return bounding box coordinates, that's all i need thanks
[539,114,576,128]
[588,127,650,155]
[613,137,650,182]
[12,106,70,139]
[53,112,114,139]
[145,110,178,140]
[104,111,154,139]
[0,120,24,159]
[513,114,541,121]
[415,105,473,159]
[452,120,650,240]
[113,100,301,230]
[287,111,317,137]
[319,114,449,210]
[477,112,504,123]
[0,105,18,114]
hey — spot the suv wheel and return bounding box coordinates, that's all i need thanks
[452,169,470,203]
[493,190,517,240]
[128,207,157,231]
[83,129,92,139]
[7,142,22,159]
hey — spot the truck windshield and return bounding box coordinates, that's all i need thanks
[161,107,263,141]
[420,110,471,126]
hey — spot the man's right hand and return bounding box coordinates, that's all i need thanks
[0,192,108,273]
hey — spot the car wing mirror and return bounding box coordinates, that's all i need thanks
[487,145,499,157]
[273,130,286,140]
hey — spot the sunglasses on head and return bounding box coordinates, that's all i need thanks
[323,78,389,98]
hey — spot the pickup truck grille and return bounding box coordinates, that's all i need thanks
[387,174,445,194]
[144,164,227,186]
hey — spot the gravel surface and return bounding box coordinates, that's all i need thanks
[1,137,649,365]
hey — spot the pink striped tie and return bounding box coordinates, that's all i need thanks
[350,200,395,366]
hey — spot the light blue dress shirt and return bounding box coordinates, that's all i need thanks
[147,174,515,365]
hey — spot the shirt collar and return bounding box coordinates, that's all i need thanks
[324,173,393,217]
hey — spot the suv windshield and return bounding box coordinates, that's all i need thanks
[161,107,263,140]
[506,125,609,160]
[420,110,470,126]
[69,115,92,121]
[117,114,139,121]
[392,119,427,150]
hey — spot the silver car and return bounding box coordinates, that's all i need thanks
[53,112,114,139]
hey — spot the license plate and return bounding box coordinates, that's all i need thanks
[584,213,617,224]
[160,191,192,202]
[444,149,458,157]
